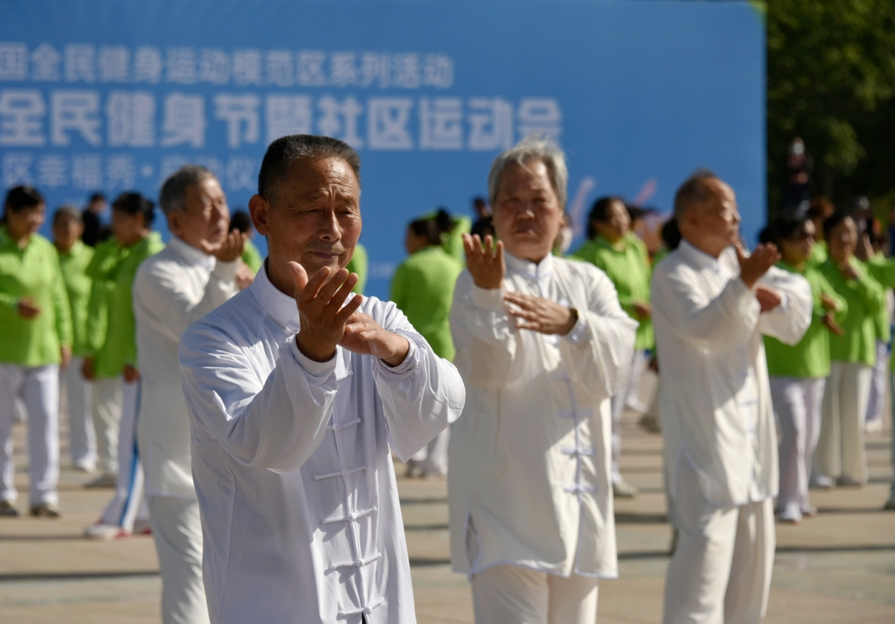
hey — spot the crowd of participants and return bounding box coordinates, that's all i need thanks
[0,133,892,624]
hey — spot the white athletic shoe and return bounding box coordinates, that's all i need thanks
[84,523,131,540]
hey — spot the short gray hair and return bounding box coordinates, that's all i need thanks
[53,204,82,225]
[488,135,568,209]
[258,134,361,202]
[159,165,216,215]
[673,168,719,220]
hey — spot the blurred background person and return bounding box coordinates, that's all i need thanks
[784,137,811,211]
[806,197,835,266]
[84,193,163,539]
[470,195,493,239]
[81,192,109,248]
[230,209,263,274]
[392,216,463,479]
[570,195,653,498]
[0,186,72,518]
[53,205,97,473]
[762,216,845,523]
[814,211,885,489]
[436,205,471,262]
[346,240,368,294]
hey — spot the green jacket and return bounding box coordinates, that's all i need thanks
[240,238,263,274]
[569,233,655,350]
[346,243,368,294]
[57,240,94,357]
[864,253,895,370]
[442,215,471,263]
[91,233,164,378]
[85,238,123,363]
[818,258,886,367]
[808,240,827,266]
[0,227,72,366]
[765,261,846,378]
[391,246,463,361]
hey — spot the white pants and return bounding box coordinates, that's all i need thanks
[0,364,60,505]
[816,361,871,483]
[92,376,124,475]
[865,341,888,424]
[148,496,210,624]
[663,462,774,624]
[60,356,96,469]
[610,349,649,483]
[98,380,147,530]
[410,428,450,476]
[471,564,598,624]
[891,374,895,496]
[769,376,825,518]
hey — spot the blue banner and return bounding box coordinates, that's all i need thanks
[0,0,765,298]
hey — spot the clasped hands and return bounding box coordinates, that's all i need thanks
[463,233,577,336]
[736,242,783,314]
[289,262,409,367]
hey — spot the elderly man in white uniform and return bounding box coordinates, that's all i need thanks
[133,165,253,624]
[652,171,812,624]
[448,136,637,624]
[178,135,465,624]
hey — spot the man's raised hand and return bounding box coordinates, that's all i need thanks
[290,261,363,362]
[463,233,505,290]
[736,243,780,289]
[341,312,410,367]
[200,229,247,263]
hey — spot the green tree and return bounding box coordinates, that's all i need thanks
[767,0,895,212]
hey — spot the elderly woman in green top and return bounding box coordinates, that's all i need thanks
[814,211,885,489]
[53,206,97,473]
[570,196,652,498]
[762,216,846,523]
[392,216,463,477]
[0,186,73,518]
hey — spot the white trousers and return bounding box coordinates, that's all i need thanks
[410,428,450,476]
[92,376,124,475]
[0,364,60,505]
[663,461,774,624]
[769,376,825,518]
[610,349,649,483]
[471,565,598,624]
[60,356,96,469]
[865,341,888,424]
[147,496,210,624]
[98,380,147,530]
[816,361,871,483]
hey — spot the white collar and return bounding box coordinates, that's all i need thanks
[679,239,727,273]
[505,251,555,282]
[168,236,215,270]
[249,262,300,329]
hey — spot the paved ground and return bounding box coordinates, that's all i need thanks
[0,411,892,623]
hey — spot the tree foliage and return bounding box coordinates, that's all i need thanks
[767,0,895,211]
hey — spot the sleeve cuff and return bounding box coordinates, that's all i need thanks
[470,285,505,311]
[212,259,240,280]
[374,330,420,378]
[562,316,589,345]
[288,337,337,380]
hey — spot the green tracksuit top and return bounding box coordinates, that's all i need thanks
[390,246,463,361]
[764,261,846,378]
[346,243,368,294]
[442,215,471,263]
[84,238,123,373]
[862,253,892,344]
[240,238,263,274]
[808,240,827,266]
[57,240,94,357]
[0,227,72,366]
[864,254,895,371]
[818,258,886,367]
[91,233,164,378]
[569,233,655,350]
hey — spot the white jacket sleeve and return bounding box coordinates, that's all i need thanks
[757,266,813,345]
[372,303,466,462]
[450,271,519,389]
[134,258,239,343]
[559,268,638,400]
[179,324,336,473]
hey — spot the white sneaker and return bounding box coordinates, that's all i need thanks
[613,480,639,498]
[84,523,131,540]
[809,474,835,489]
[84,472,117,488]
[865,419,883,433]
[132,519,153,536]
[836,475,865,487]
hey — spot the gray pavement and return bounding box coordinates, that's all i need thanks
[0,412,893,623]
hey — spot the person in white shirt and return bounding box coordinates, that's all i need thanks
[651,170,813,624]
[132,166,253,624]
[178,134,466,624]
[447,136,637,624]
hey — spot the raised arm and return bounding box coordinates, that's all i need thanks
[757,266,813,345]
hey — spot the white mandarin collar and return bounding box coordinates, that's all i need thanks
[169,236,215,270]
[505,251,555,282]
[249,262,301,329]
[679,239,726,273]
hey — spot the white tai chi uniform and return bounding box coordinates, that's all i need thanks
[448,253,637,624]
[133,237,240,624]
[61,356,95,470]
[178,265,465,624]
[651,241,811,624]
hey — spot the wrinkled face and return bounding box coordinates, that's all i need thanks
[779,220,815,266]
[594,199,631,243]
[685,179,741,253]
[111,208,145,247]
[169,177,230,252]
[828,217,856,263]
[253,157,361,287]
[4,203,45,241]
[492,159,564,263]
[53,216,83,251]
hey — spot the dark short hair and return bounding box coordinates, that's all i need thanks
[4,185,44,214]
[89,192,106,204]
[662,217,682,251]
[763,216,810,247]
[408,218,442,246]
[823,209,853,242]
[112,192,155,226]
[587,196,625,239]
[806,196,835,221]
[53,205,83,226]
[673,169,719,220]
[230,210,253,234]
[159,165,216,216]
[258,134,361,203]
